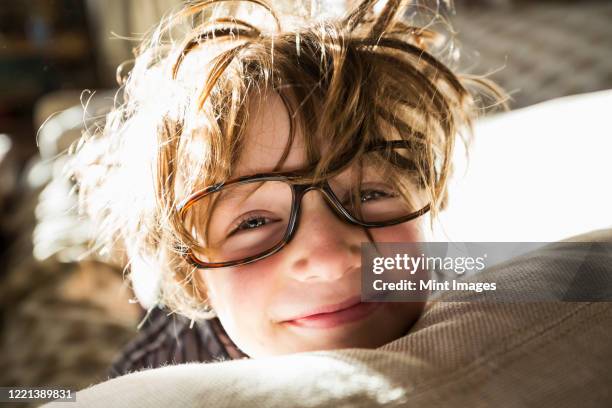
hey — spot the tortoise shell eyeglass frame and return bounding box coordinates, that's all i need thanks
[176,140,432,269]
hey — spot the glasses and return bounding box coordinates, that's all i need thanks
[177,140,431,268]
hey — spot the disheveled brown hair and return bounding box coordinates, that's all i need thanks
[69,0,506,321]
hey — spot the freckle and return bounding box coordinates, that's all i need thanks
[293,258,308,269]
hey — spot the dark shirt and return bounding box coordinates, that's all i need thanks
[109,307,248,378]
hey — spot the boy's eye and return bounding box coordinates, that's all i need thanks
[238,217,268,230]
[228,212,277,236]
[360,189,396,203]
[338,184,398,206]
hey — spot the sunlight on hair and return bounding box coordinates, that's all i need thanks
[372,0,388,15]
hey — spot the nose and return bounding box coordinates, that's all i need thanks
[282,189,362,283]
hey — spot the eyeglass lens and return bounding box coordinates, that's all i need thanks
[182,147,429,264]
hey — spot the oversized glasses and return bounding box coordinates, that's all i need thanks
[177,140,431,268]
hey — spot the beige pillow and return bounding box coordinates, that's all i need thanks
[46,228,612,407]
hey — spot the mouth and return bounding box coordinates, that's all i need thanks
[282,297,383,329]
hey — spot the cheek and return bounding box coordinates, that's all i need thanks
[200,256,294,356]
[369,216,428,243]
[199,256,284,339]
[202,264,270,317]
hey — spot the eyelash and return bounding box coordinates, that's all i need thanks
[229,212,275,235]
[359,188,396,202]
[341,185,396,205]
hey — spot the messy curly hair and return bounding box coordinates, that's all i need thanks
[69,0,505,321]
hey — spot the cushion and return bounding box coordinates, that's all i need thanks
[46,227,612,407]
[434,89,612,242]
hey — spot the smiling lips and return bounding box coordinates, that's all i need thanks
[283,296,382,329]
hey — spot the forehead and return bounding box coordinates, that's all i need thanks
[234,92,308,177]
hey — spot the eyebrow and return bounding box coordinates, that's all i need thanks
[231,161,311,179]
[213,180,270,208]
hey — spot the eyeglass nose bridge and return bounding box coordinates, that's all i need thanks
[290,182,363,229]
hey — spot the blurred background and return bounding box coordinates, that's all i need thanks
[0,0,611,398]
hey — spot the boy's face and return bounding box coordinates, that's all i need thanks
[199,93,427,357]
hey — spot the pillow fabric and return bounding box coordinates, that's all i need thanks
[434,89,612,243]
[46,228,612,407]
